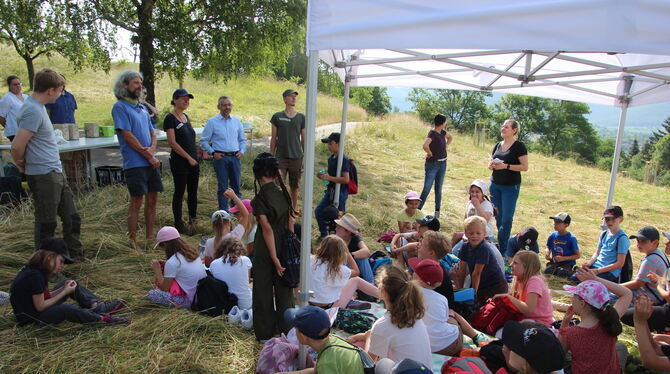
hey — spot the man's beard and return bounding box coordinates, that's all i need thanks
[127,89,140,100]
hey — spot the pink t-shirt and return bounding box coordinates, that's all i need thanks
[560,323,620,374]
[520,275,554,326]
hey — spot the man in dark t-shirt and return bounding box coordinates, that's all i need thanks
[315,132,350,238]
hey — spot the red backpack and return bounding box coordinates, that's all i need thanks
[441,357,492,373]
[471,296,523,335]
[348,159,358,195]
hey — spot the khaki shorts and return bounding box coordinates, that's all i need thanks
[278,157,302,189]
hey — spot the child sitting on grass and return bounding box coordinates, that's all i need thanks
[396,191,424,233]
[544,212,580,278]
[210,237,252,310]
[202,188,250,266]
[230,199,257,257]
[504,226,539,262]
[416,230,454,305]
[633,294,670,372]
[496,320,566,374]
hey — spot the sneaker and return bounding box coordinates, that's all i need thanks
[240,309,253,330]
[100,314,130,325]
[92,299,127,314]
[473,332,493,347]
[0,291,9,306]
[228,305,241,323]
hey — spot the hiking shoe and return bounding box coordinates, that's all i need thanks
[228,305,241,323]
[346,300,372,310]
[0,291,10,306]
[92,299,127,314]
[240,309,253,330]
[100,314,130,325]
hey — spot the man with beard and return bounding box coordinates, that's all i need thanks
[112,70,163,250]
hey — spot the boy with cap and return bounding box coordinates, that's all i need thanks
[544,213,581,278]
[622,226,669,302]
[500,320,565,373]
[575,205,630,283]
[280,305,365,374]
[315,132,351,238]
[504,226,539,262]
[270,89,305,210]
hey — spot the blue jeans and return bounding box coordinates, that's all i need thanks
[213,155,241,210]
[315,187,348,237]
[569,265,618,283]
[418,160,447,212]
[355,258,374,284]
[489,182,520,254]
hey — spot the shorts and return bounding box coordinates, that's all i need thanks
[124,166,163,197]
[278,157,303,189]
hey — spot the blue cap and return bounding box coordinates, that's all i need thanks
[172,88,194,100]
[284,306,331,339]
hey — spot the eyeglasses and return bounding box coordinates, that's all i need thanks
[10,82,22,86]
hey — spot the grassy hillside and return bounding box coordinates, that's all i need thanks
[0,44,367,137]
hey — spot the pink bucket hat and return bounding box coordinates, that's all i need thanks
[229,199,253,214]
[563,280,610,309]
[154,226,180,248]
[404,191,421,202]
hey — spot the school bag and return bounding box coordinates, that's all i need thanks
[333,309,378,334]
[320,336,376,374]
[441,357,492,374]
[471,296,523,335]
[599,231,632,283]
[191,275,239,316]
[348,159,358,195]
[644,252,670,305]
[279,230,301,288]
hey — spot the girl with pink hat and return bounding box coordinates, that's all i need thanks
[396,191,425,233]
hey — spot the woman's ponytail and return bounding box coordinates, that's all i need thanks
[591,304,623,337]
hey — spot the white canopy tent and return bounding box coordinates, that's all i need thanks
[296,1,670,358]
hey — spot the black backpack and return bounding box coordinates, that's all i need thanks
[279,230,301,288]
[191,275,239,316]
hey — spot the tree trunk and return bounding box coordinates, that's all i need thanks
[23,55,35,91]
[137,0,156,105]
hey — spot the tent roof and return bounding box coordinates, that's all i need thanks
[308,0,670,107]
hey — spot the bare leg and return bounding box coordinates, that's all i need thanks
[128,195,144,248]
[145,192,158,240]
[334,277,380,308]
[290,187,299,211]
[451,311,478,339]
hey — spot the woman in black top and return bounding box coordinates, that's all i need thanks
[419,114,453,218]
[164,88,199,235]
[488,119,529,255]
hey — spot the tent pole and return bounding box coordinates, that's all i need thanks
[606,76,633,208]
[298,50,319,369]
[333,79,351,207]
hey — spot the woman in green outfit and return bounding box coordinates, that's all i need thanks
[251,153,296,341]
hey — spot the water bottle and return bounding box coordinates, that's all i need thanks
[319,169,329,186]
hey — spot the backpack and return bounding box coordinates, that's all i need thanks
[471,296,523,335]
[191,275,239,316]
[441,357,492,374]
[320,337,376,374]
[599,231,631,283]
[348,159,358,195]
[333,309,378,334]
[256,335,302,374]
[279,230,301,288]
[644,252,670,305]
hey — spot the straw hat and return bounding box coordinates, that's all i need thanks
[334,213,362,235]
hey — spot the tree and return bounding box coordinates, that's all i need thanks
[364,87,392,116]
[653,135,670,171]
[407,88,491,131]
[492,94,549,142]
[651,117,670,143]
[629,138,640,157]
[640,139,655,161]
[94,0,305,104]
[0,0,114,90]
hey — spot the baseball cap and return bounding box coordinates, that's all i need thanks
[211,209,233,222]
[172,88,194,100]
[517,226,538,247]
[408,258,443,286]
[321,132,340,143]
[630,226,660,241]
[391,358,431,374]
[549,212,571,224]
[563,280,610,309]
[282,89,298,98]
[416,215,440,231]
[502,321,565,373]
[603,205,624,218]
[39,237,74,264]
[284,306,330,339]
[229,199,253,214]
[664,232,670,241]
[404,191,421,202]
[334,213,362,235]
[154,226,180,248]
[467,179,489,197]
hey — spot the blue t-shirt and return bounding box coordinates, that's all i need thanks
[45,91,77,124]
[112,100,155,169]
[546,232,580,266]
[593,230,630,278]
[636,249,669,302]
[458,241,506,290]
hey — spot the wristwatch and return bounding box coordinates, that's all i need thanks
[506,164,510,170]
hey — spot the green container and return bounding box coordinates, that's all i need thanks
[99,126,115,137]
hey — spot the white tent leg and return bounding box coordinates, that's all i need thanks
[333,80,351,206]
[606,77,633,208]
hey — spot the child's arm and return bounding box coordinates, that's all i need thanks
[592,253,626,274]
[471,263,485,294]
[453,261,467,289]
[502,292,539,316]
[32,280,77,312]
[319,171,349,184]
[346,252,361,278]
[560,305,575,332]
[584,246,600,267]
[556,249,581,263]
[226,189,249,229]
[575,268,632,316]
[634,295,670,371]
[648,273,670,301]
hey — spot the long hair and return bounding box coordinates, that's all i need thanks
[162,237,199,262]
[585,302,623,337]
[27,250,61,275]
[377,265,425,328]
[510,250,543,299]
[214,237,246,265]
[252,152,295,218]
[113,70,143,100]
[241,213,257,244]
[313,235,348,281]
[211,216,232,254]
[421,230,450,258]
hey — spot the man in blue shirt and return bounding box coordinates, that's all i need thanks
[200,96,246,210]
[111,70,163,250]
[45,84,77,124]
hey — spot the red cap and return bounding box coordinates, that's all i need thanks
[408,258,443,286]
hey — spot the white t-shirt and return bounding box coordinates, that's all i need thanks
[246,224,257,245]
[421,288,460,352]
[203,223,246,259]
[369,313,433,368]
[163,252,207,304]
[0,92,29,137]
[465,200,495,239]
[309,256,352,304]
[209,255,253,309]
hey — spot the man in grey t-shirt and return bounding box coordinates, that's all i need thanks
[11,69,82,258]
[269,89,305,209]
